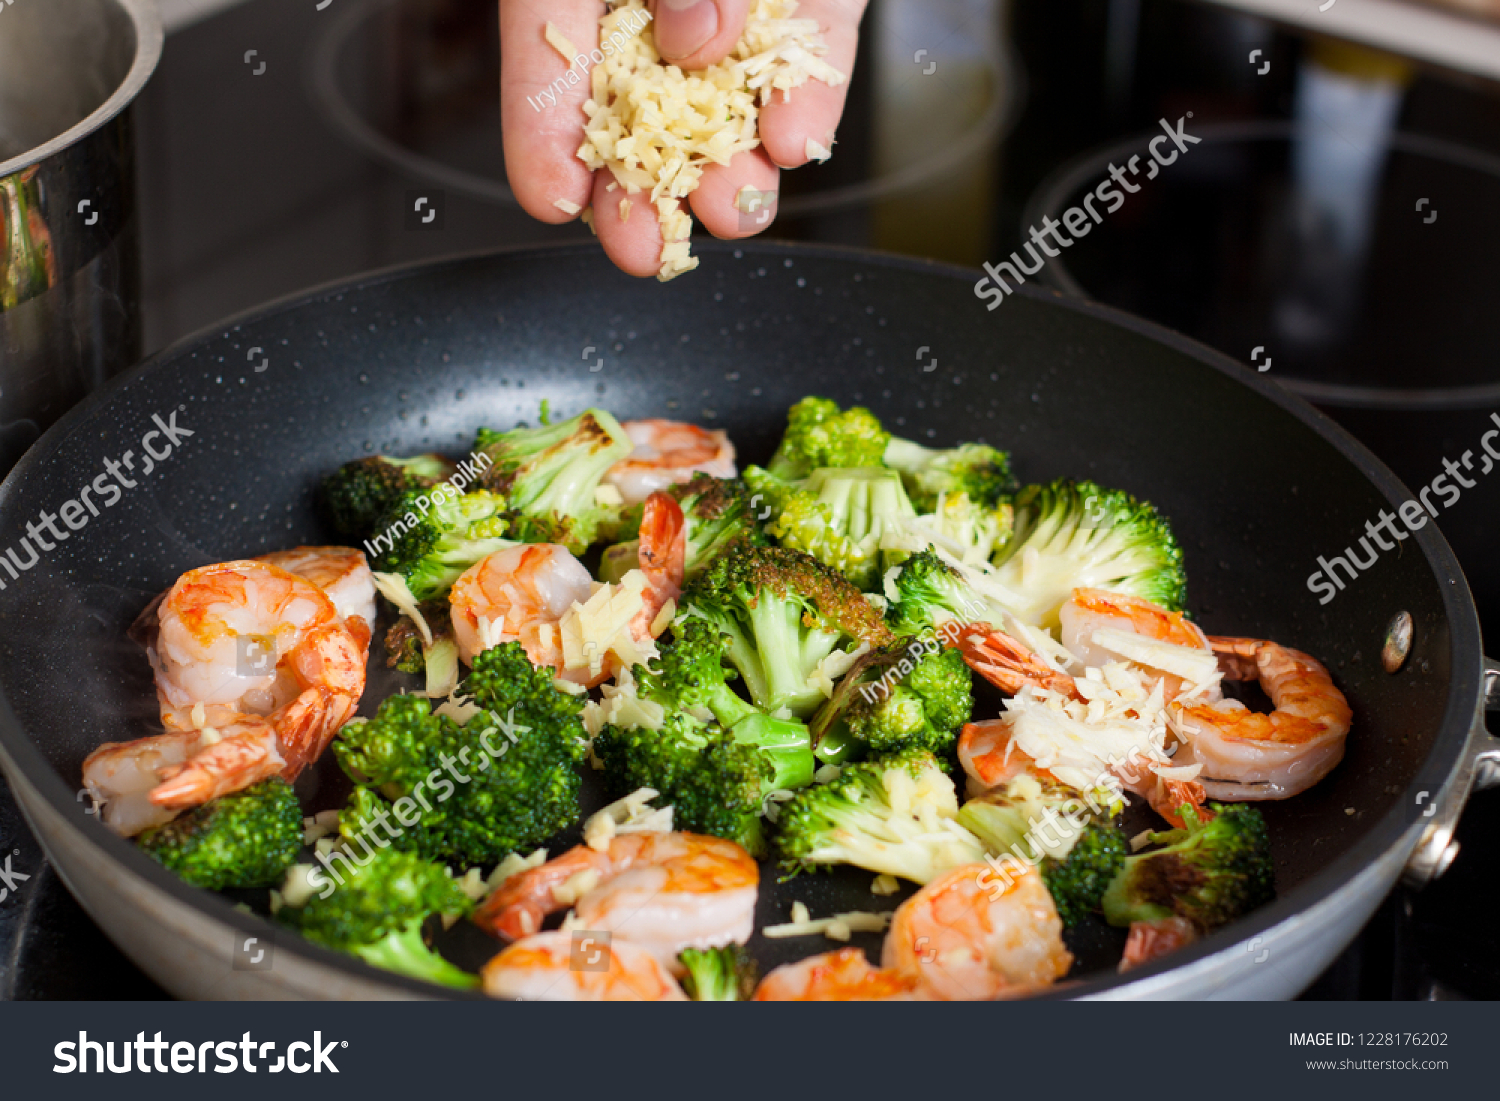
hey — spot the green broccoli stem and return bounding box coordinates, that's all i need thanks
[353,924,480,990]
[703,683,815,792]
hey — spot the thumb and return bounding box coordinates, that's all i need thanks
[653,0,753,67]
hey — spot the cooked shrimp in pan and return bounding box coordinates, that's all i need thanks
[448,543,595,666]
[256,546,376,651]
[482,931,687,1001]
[85,560,365,833]
[1171,637,1352,800]
[473,832,758,974]
[81,718,281,836]
[604,419,736,506]
[753,948,923,1001]
[1119,915,1199,972]
[1059,588,1220,704]
[884,862,1072,1000]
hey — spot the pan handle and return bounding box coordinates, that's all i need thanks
[1401,658,1500,888]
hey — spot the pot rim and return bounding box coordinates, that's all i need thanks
[0,0,164,179]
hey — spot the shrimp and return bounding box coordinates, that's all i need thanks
[481,931,688,1001]
[604,418,737,506]
[256,546,376,651]
[1060,588,1218,703]
[1171,638,1352,800]
[473,832,758,974]
[753,948,924,1001]
[1119,915,1199,972]
[448,544,595,666]
[955,623,1080,698]
[81,719,281,835]
[958,717,1054,795]
[85,560,365,833]
[883,862,1072,1000]
[631,491,686,639]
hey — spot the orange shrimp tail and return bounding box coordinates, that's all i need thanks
[956,624,1080,699]
[1147,775,1214,829]
[149,729,283,808]
[274,687,344,779]
[635,491,686,636]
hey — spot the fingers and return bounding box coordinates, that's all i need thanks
[653,0,754,68]
[758,0,869,168]
[590,176,668,279]
[499,0,599,222]
[691,148,781,239]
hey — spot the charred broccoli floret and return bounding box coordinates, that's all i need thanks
[382,600,455,675]
[281,847,477,989]
[476,407,633,553]
[775,748,985,884]
[679,945,759,1001]
[1101,803,1274,933]
[334,644,587,866]
[765,397,890,481]
[681,543,893,717]
[809,639,972,765]
[745,466,916,590]
[988,478,1187,626]
[321,453,455,541]
[371,487,513,602]
[136,778,302,891]
[882,438,1016,512]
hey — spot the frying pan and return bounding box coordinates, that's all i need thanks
[0,241,1494,1000]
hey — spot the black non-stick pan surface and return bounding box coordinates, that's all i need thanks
[0,241,1479,997]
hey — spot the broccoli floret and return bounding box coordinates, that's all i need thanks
[1101,803,1274,933]
[372,487,514,602]
[476,407,633,553]
[280,847,477,989]
[678,945,758,1001]
[594,714,768,857]
[334,645,587,865]
[321,453,455,541]
[594,620,817,855]
[765,397,890,481]
[881,492,1016,569]
[988,478,1187,627]
[599,475,768,585]
[775,748,986,883]
[883,549,1011,637]
[745,466,916,590]
[1043,824,1128,927]
[682,544,893,717]
[883,438,1016,512]
[136,779,302,891]
[643,616,816,792]
[809,639,972,765]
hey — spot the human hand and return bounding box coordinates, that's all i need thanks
[500,0,868,277]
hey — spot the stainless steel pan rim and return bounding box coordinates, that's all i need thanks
[0,0,164,179]
[0,240,1487,1000]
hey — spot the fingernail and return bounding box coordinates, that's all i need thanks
[656,0,718,60]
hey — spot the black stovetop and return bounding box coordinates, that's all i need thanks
[1,0,1497,999]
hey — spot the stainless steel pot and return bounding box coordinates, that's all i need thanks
[0,0,162,472]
